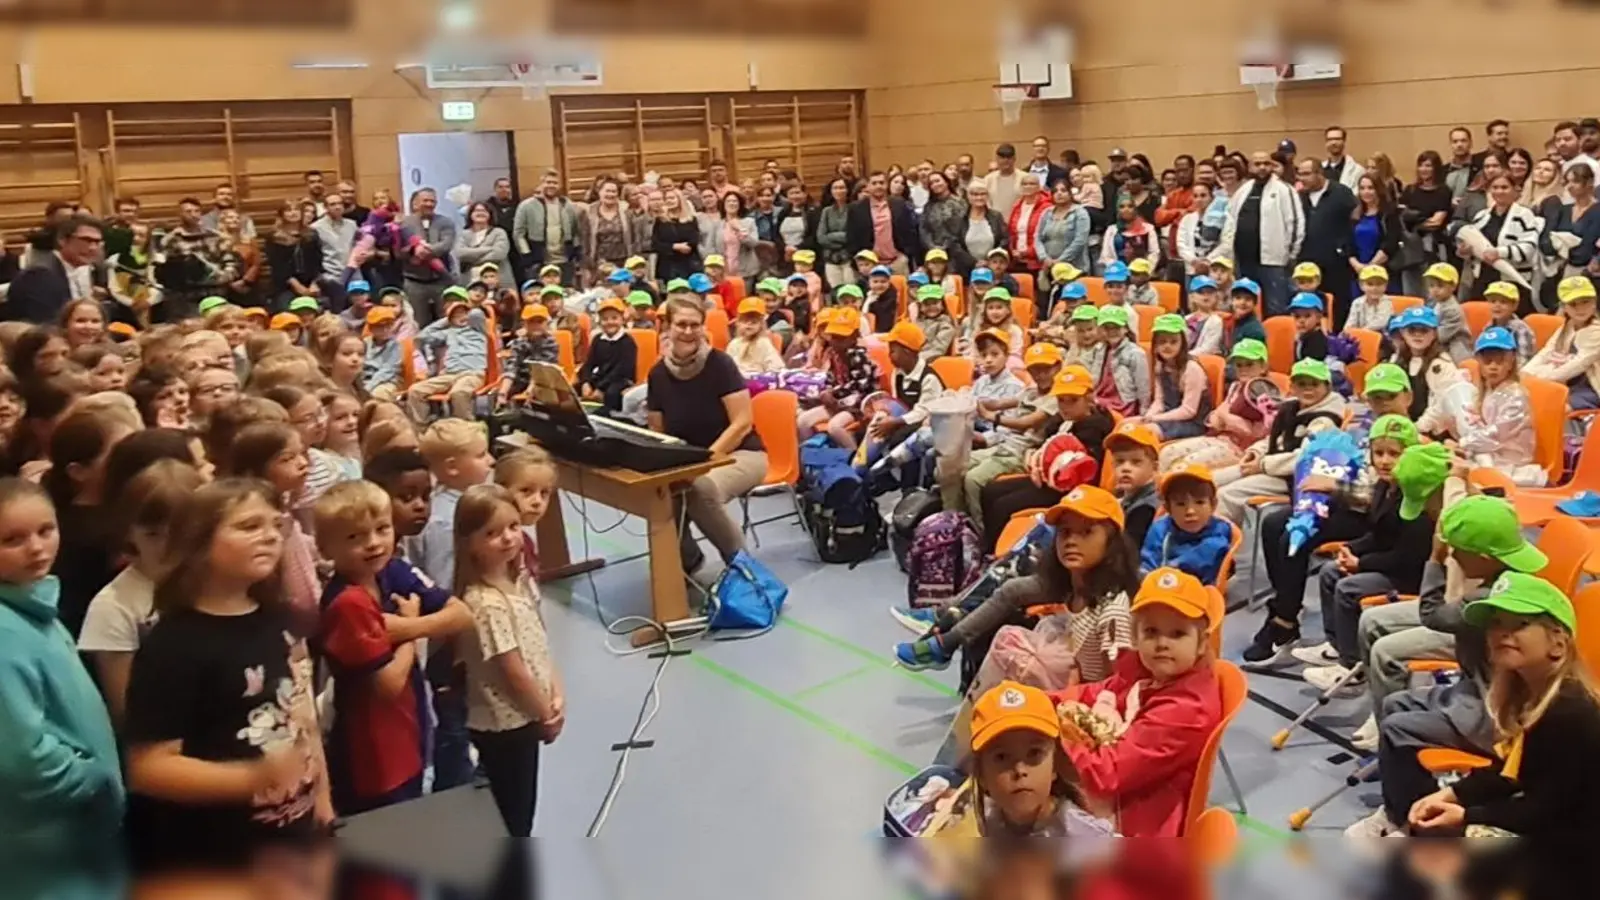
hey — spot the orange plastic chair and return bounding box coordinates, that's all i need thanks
[741,389,804,545]
[944,291,964,322]
[1015,273,1035,302]
[1390,295,1423,317]
[1011,296,1036,330]
[1134,305,1162,343]
[705,308,731,351]
[1460,301,1492,338]
[724,278,747,305]
[1523,376,1570,486]
[1214,521,1244,596]
[1188,807,1238,862]
[1196,353,1225,405]
[553,329,577,383]
[1526,313,1563,349]
[930,355,974,390]
[997,508,1049,556]
[768,332,782,353]
[399,337,418,388]
[1346,327,1383,365]
[1265,371,1291,392]
[1514,423,1600,525]
[890,274,909,322]
[1080,276,1108,306]
[1263,315,1297,373]
[1155,281,1181,313]
[630,328,659,384]
[1184,660,1249,832]
[1533,516,1592,595]
[866,342,893,392]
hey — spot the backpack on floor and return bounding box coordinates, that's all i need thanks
[798,435,886,567]
[890,488,943,572]
[905,511,984,609]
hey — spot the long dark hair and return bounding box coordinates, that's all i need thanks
[43,409,127,508]
[1352,173,1397,221]
[822,177,851,209]
[1034,518,1141,610]
[1413,150,1446,188]
[1153,329,1191,378]
[11,326,66,385]
[463,201,494,230]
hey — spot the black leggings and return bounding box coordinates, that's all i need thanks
[1259,504,1369,626]
[978,477,1063,553]
[471,724,542,837]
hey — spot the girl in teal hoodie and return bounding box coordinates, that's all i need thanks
[0,478,124,864]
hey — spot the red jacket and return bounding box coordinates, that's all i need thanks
[714,281,741,319]
[1050,653,1222,837]
[1154,186,1195,258]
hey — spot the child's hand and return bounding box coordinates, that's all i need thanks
[394,593,421,618]
[1299,475,1337,494]
[1239,457,1264,476]
[252,745,305,799]
[539,708,565,743]
[1337,547,1360,574]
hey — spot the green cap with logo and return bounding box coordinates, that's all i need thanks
[756,278,784,296]
[1394,442,1452,520]
[983,287,1013,303]
[197,296,229,316]
[1096,305,1130,329]
[1070,305,1100,323]
[441,285,470,302]
[288,296,321,313]
[835,284,864,301]
[1151,313,1187,336]
[1229,338,1267,363]
[1464,571,1575,633]
[1439,495,1548,572]
[1363,362,1410,397]
[1369,414,1419,448]
[540,285,566,298]
[1289,358,1330,383]
[916,284,946,302]
[627,290,655,308]
[665,278,690,293]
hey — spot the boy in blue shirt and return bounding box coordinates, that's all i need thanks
[406,286,490,421]
[1139,462,1234,585]
[362,305,403,402]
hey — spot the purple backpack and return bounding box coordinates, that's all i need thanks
[906,511,984,609]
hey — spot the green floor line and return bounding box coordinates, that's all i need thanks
[779,617,961,698]
[1234,811,1294,842]
[790,665,877,701]
[692,655,920,777]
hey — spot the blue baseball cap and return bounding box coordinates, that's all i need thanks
[1188,275,1218,292]
[606,270,634,284]
[1230,278,1261,297]
[1389,306,1439,332]
[869,265,893,278]
[1475,325,1518,353]
[970,267,996,285]
[1057,281,1089,301]
[1103,261,1130,283]
[786,273,809,284]
[1288,292,1324,313]
[687,273,714,294]
[346,279,371,294]
[520,279,540,292]
[908,272,930,287]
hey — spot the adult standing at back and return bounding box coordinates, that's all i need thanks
[482,177,522,280]
[1026,136,1069,190]
[651,188,702,283]
[454,201,510,281]
[918,172,966,273]
[312,192,359,311]
[983,143,1026,223]
[1035,178,1092,293]
[3,213,103,324]
[846,171,919,276]
[815,177,855,289]
[1295,158,1356,323]
[579,179,639,286]
[1005,172,1049,288]
[401,187,456,326]
[513,169,581,286]
[1321,126,1366,192]
[956,182,1010,277]
[1216,151,1304,316]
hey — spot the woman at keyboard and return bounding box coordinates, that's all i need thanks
[645,297,769,577]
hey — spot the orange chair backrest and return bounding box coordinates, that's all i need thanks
[1155,281,1180,312]
[1390,296,1424,317]
[629,328,659,384]
[1347,327,1383,365]
[399,337,418,387]
[1188,807,1238,862]
[1214,523,1243,596]
[945,289,964,322]
[1460,301,1492,338]
[1195,354,1225,405]
[768,332,782,353]
[1081,277,1109,307]
[1011,296,1036,330]
[1184,660,1248,835]
[930,355,974,390]
[1098,410,1125,490]
[1526,313,1564,350]
[1263,315,1297,373]
[705,308,731,351]
[724,278,747,304]
[867,342,894,392]
[1572,582,1600,675]
[750,389,802,487]
[1560,414,1600,491]
[1015,273,1036,301]
[553,329,576,382]
[1536,516,1592,595]
[1135,305,1162,343]
[483,328,502,385]
[1265,371,1291,392]
[997,508,1049,556]
[1523,376,1569,484]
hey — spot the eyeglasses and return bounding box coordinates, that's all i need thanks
[292,408,329,427]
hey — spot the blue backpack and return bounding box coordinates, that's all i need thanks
[798,435,886,567]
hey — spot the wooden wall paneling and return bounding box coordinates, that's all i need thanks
[0,112,87,244]
[798,94,858,186]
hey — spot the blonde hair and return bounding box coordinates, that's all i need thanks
[203,306,248,332]
[1078,163,1103,185]
[245,329,294,365]
[312,479,391,553]
[419,417,485,467]
[450,483,522,598]
[360,418,417,464]
[494,446,555,488]
[136,325,185,376]
[70,391,142,432]
[1486,620,1600,752]
[248,350,326,393]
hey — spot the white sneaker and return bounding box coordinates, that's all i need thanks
[1304,664,1364,694]
[1290,641,1339,667]
[1352,714,1379,752]
[1344,809,1399,840]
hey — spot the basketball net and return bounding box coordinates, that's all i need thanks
[994,85,1036,126]
[1242,63,1293,110]
[509,62,546,100]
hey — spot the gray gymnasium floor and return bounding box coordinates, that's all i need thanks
[339,491,1386,898]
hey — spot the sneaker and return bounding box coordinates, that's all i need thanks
[1304,664,1365,694]
[1242,620,1301,664]
[889,605,939,634]
[1290,641,1339,667]
[1343,809,1399,840]
[894,635,952,671]
[1352,714,1379,752]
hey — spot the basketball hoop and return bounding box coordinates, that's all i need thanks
[1240,63,1293,110]
[509,62,545,100]
[993,83,1040,126]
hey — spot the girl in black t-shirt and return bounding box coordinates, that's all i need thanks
[123,478,332,869]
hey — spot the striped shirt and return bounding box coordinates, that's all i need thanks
[1066,591,1133,683]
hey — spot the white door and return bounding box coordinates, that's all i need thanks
[396,131,512,226]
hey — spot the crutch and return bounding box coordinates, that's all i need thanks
[1287,758,1379,831]
[1270,662,1366,750]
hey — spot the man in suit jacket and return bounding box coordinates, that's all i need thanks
[4,213,103,324]
[1295,158,1358,325]
[401,187,457,327]
[845,171,920,274]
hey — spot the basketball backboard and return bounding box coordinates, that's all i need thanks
[997,23,1074,101]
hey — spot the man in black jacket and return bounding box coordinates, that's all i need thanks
[1027,136,1070,190]
[1295,157,1357,326]
[482,177,522,280]
[845,171,920,275]
[4,213,103,324]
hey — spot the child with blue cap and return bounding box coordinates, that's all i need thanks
[1100,260,1131,307]
[864,265,898,335]
[1288,291,1330,365]
[1386,304,1459,434]
[1441,325,1542,484]
[1186,275,1225,355]
[960,267,998,348]
[1224,279,1266,353]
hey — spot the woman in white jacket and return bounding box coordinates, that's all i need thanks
[1458,174,1543,312]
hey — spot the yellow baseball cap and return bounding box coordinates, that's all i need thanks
[1359,265,1389,283]
[107,322,137,339]
[1044,485,1126,530]
[624,256,647,270]
[1128,258,1153,275]
[971,681,1060,752]
[854,249,879,263]
[925,248,949,262]
[243,306,269,321]
[736,298,766,318]
[1424,262,1460,285]
[1484,281,1520,302]
[365,306,397,326]
[521,303,550,321]
[1210,257,1234,271]
[885,321,925,351]
[972,327,1012,351]
[1051,262,1081,282]
[1558,275,1597,304]
[1292,261,1322,281]
[1159,461,1216,495]
[1105,420,1162,454]
[792,249,816,265]
[1023,341,1063,368]
[824,306,862,335]
[1132,568,1221,630]
[270,312,300,331]
[704,254,727,268]
[597,297,628,315]
[1049,364,1093,397]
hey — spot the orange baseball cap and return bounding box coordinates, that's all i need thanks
[1049,364,1094,397]
[1159,461,1216,495]
[885,321,925,352]
[1105,420,1161,454]
[243,306,269,321]
[971,681,1060,752]
[1023,341,1063,368]
[972,327,1011,351]
[736,297,767,318]
[521,303,550,321]
[107,322,137,339]
[1044,485,1126,530]
[597,297,628,315]
[365,306,397,326]
[270,312,301,331]
[1132,567,1221,629]
[825,306,862,336]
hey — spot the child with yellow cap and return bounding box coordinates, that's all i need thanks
[1481,280,1535,363]
[726,297,784,376]
[954,342,1063,528]
[1125,257,1159,306]
[496,303,560,407]
[922,248,959,298]
[1344,264,1396,335]
[1524,274,1600,410]
[1419,262,1473,362]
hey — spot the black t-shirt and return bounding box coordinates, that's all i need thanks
[124,605,321,867]
[647,349,764,452]
[1235,179,1267,265]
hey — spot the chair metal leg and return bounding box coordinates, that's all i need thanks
[1246,505,1262,610]
[1219,748,1247,816]
[1268,662,1365,750]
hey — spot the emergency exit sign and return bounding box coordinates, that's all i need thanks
[441,101,477,122]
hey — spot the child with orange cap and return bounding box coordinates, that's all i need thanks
[496,303,560,407]
[867,321,945,489]
[361,305,404,402]
[726,297,784,375]
[794,306,880,450]
[1049,567,1224,837]
[577,296,638,413]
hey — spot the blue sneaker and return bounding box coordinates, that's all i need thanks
[889,605,938,634]
[894,635,952,671]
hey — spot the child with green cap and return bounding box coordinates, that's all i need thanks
[1297,420,1436,683]
[1061,304,1103,371]
[1090,305,1150,417]
[913,284,956,361]
[1161,338,1283,472]
[1345,492,1552,837]
[539,283,585,364]
[1134,314,1209,439]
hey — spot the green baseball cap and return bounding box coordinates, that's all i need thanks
[627,290,655,308]
[1151,313,1186,336]
[1394,442,1452,521]
[983,287,1013,303]
[665,278,690,293]
[1070,305,1100,323]
[756,278,784,296]
[441,285,470,302]
[1463,572,1575,633]
[836,284,864,301]
[916,284,946,302]
[288,296,321,313]
[1440,495,1548,572]
[1368,414,1419,448]
[1289,358,1330,382]
[1096,305,1130,329]
[1363,363,1410,396]
[1229,338,1268,363]
[540,285,565,298]
[197,296,229,316]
